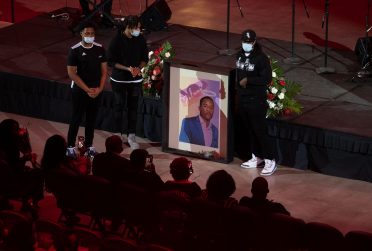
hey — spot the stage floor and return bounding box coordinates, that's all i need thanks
[1,8,372,138]
[1,8,372,235]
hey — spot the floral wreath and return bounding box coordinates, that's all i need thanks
[141,41,175,97]
[267,59,302,118]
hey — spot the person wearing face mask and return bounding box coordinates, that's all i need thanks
[67,22,107,153]
[107,15,149,149]
[235,29,277,176]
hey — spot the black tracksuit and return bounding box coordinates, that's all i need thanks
[107,32,148,134]
[236,44,274,160]
[67,42,106,147]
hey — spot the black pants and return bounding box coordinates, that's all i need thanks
[237,98,274,160]
[79,0,112,16]
[111,81,141,135]
[67,89,101,147]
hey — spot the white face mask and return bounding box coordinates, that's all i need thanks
[242,42,254,52]
[83,36,95,44]
[131,29,141,37]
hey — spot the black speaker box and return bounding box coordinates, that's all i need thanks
[355,37,372,65]
[141,0,172,31]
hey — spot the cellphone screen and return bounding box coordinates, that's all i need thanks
[146,155,153,164]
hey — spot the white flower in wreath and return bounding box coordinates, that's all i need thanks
[149,51,154,57]
[272,71,277,78]
[278,92,285,100]
[268,101,276,108]
[151,75,156,80]
[165,52,171,58]
[277,102,283,109]
[271,87,278,94]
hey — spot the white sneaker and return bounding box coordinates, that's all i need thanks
[120,134,127,144]
[66,147,77,159]
[128,133,140,150]
[87,146,97,157]
[260,159,277,176]
[241,154,264,168]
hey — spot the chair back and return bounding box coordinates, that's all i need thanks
[186,198,231,251]
[304,222,346,251]
[145,243,174,251]
[0,210,34,251]
[151,190,191,248]
[345,230,372,251]
[81,175,114,217]
[69,226,102,251]
[0,210,31,228]
[116,182,155,227]
[35,220,65,251]
[101,236,140,251]
[256,213,306,251]
[226,206,258,251]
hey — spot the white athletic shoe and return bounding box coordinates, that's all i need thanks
[241,154,264,169]
[128,133,140,150]
[260,159,277,176]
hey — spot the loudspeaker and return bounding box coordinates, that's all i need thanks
[141,0,172,31]
[355,37,372,65]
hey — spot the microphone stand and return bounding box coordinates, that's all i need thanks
[316,0,335,74]
[218,0,235,56]
[284,0,310,64]
[218,0,244,56]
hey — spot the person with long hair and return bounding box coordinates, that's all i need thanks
[107,15,149,149]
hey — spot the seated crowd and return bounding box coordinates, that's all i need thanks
[5,119,369,250]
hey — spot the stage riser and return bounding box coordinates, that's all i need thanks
[1,72,372,182]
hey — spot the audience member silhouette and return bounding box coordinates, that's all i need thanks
[0,119,44,212]
[1,219,35,251]
[0,219,5,248]
[164,157,201,197]
[41,135,85,191]
[201,170,238,208]
[92,135,131,183]
[239,176,290,215]
[41,134,90,225]
[128,149,164,191]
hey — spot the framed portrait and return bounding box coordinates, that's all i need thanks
[162,61,234,163]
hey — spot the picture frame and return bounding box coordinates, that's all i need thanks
[162,60,234,163]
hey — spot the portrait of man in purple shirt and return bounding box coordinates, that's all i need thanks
[179,96,219,148]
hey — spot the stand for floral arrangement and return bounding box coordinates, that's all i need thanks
[316,0,336,74]
[283,0,310,65]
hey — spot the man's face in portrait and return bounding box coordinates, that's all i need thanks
[199,98,214,122]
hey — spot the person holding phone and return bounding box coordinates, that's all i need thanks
[128,149,164,191]
[92,135,131,183]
